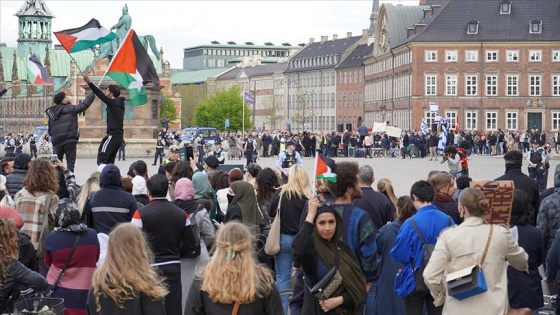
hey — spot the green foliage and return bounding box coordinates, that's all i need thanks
[179,84,208,127]
[159,95,178,122]
[194,86,252,131]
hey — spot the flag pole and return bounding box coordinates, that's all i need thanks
[313,153,318,196]
[99,29,134,85]
[242,92,245,133]
[68,54,85,76]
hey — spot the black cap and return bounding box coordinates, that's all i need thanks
[53,92,66,104]
[204,155,219,169]
[531,139,539,145]
[504,151,523,164]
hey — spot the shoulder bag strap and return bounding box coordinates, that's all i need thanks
[276,192,283,218]
[51,234,81,292]
[408,218,427,245]
[43,192,54,220]
[479,224,494,268]
[231,301,240,315]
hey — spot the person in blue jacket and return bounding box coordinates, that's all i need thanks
[390,180,453,315]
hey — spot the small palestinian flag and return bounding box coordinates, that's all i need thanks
[107,29,159,106]
[315,154,337,183]
[26,54,51,85]
[54,19,116,53]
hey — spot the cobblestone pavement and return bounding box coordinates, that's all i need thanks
[71,153,559,197]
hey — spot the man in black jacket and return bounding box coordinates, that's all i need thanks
[131,174,196,315]
[84,75,126,165]
[495,150,540,225]
[44,83,94,172]
[354,164,396,231]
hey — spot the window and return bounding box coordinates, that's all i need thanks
[486,51,498,62]
[425,51,437,62]
[529,50,542,62]
[553,112,560,130]
[529,21,542,34]
[553,75,560,96]
[467,21,479,34]
[506,75,518,96]
[466,75,477,96]
[486,112,498,130]
[446,112,457,129]
[529,75,541,96]
[425,75,437,95]
[553,51,560,62]
[500,1,511,14]
[466,111,477,130]
[466,50,478,62]
[425,111,437,127]
[446,51,458,62]
[486,75,497,96]
[506,112,518,130]
[506,50,519,62]
[446,75,457,95]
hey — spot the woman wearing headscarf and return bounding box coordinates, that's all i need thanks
[224,181,260,230]
[44,198,100,315]
[291,197,367,315]
[172,178,215,313]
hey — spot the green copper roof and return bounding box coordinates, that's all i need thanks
[171,68,229,85]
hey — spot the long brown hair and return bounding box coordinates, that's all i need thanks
[459,188,490,217]
[198,222,275,304]
[0,219,19,282]
[91,223,167,311]
[23,158,59,195]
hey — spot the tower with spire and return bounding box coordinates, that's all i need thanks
[16,0,54,58]
[369,0,380,36]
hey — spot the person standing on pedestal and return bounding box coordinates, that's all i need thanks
[84,76,125,165]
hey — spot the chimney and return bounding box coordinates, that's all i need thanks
[415,24,426,33]
[407,27,415,38]
[423,8,432,19]
[333,34,338,40]
[362,29,368,38]
[309,37,315,43]
[347,31,353,38]
[321,36,328,43]
[432,5,442,15]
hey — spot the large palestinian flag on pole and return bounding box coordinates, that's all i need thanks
[106,29,160,106]
[26,54,51,85]
[54,19,116,53]
[315,154,337,183]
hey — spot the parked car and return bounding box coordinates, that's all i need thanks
[180,127,219,145]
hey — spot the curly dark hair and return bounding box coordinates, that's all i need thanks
[170,161,193,184]
[23,158,59,195]
[327,162,359,198]
[256,168,281,202]
[0,219,19,282]
[210,170,230,191]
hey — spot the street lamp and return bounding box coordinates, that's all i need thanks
[281,79,297,132]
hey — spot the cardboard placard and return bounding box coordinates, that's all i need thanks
[470,181,515,226]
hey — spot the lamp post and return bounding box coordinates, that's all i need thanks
[281,79,297,133]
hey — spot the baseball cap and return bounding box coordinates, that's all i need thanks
[204,155,219,169]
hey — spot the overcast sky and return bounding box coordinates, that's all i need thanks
[0,0,416,69]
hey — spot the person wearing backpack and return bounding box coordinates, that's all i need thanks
[172,178,215,314]
[390,180,455,315]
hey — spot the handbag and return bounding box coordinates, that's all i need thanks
[47,234,81,296]
[36,193,54,258]
[264,195,282,255]
[446,224,493,300]
[306,248,343,300]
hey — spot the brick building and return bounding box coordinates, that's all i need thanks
[365,0,560,133]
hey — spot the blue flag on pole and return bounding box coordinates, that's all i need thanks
[244,91,255,104]
[421,118,430,134]
[429,102,439,113]
[437,125,447,154]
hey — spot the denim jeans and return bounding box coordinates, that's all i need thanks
[275,233,295,313]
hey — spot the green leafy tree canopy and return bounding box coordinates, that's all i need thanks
[194,86,252,131]
[159,95,178,122]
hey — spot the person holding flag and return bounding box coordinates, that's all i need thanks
[0,84,14,98]
[83,76,125,165]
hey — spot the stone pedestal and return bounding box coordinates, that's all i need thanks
[79,80,162,139]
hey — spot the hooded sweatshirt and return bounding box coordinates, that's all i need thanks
[537,165,560,257]
[87,82,125,135]
[90,164,138,234]
[45,92,95,147]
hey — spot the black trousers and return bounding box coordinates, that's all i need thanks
[30,144,37,158]
[403,288,442,315]
[97,134,123,165]
[55,142,77,172]
[156,263,182,315]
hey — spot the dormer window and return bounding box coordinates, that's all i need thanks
[500,1,511,14]
[467,21,479,34]
[529,20,542,34]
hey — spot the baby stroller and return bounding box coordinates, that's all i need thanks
[228,138,241,160]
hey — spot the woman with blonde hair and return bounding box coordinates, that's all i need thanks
[424,188,528,315]
[86,223,167,314]
[429,172,460,224]
[185,221,282,314]
[267,164,312,312]
[76,176,100,215]
[15,158,59,276]
[377,178,397,211]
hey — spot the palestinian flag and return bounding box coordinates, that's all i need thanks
[315,154,337,183]
[54,19,116,53]
[106,29,159,106]
[26,54,51,85]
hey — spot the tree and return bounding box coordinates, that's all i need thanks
[261,94,284,131]
[292,88,312,132]
[179,84,208,127]
[159,95,178,122]
[195,86,252,131]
